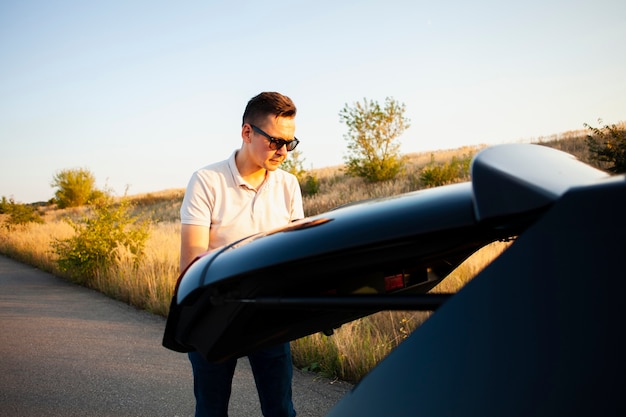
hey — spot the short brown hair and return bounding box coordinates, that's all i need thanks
[242,92,297,126]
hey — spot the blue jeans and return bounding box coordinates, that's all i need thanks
[188,343,296,417]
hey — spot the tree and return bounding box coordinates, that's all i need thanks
[339,97,410,182]
[51,168,98,208]
[585,120,626,174]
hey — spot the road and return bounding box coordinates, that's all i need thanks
[0,255,351,417]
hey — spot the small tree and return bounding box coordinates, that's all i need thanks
[51,167,98,208]
[339,97,410,182]
[585,120,626,174]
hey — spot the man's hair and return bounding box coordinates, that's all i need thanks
[242,92,297,126]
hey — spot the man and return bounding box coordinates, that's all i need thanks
[179,91,303,417]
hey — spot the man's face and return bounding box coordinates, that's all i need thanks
[248,115,296,171]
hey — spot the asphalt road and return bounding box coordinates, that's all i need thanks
[0,255,351,417]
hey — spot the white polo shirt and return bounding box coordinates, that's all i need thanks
[180,151,304,251]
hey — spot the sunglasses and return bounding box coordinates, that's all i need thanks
[251,124,300,152]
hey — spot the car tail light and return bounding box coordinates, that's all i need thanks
[384,273,405,292]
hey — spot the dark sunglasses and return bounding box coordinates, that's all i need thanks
[251,124,300,151]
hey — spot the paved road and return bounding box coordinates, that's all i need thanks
[0,255,351,417]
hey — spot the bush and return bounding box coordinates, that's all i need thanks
[419,153,472,188]
[346,155,406,183]
[52,194,150,283]
[51,167,99,208]
[0,197,44,229]
[585,120,626,174]
[301,174,320,196]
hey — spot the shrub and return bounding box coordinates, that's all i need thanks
[51,167,99,208]
[585,120,626,173]
[0,197,44,229]
[52,194,150,283]
[301,174,320,196]
[419,153,472,188]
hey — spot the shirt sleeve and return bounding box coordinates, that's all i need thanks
[180,170,214,227]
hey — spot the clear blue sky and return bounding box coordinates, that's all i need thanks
[2,0,625,203]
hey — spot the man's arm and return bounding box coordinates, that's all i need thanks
[180,224,210,273]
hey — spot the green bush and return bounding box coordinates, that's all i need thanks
[0,197,44,229]
[51,167,100,208]
[419,153,472,188]
[52,194,150,283]
[301,174,320,196]
[345,155,406,183]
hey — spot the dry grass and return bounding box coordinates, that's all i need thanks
[0,218,180,316]
[93,222,181,316]
[0,213,73,273]
[128,189,185,223]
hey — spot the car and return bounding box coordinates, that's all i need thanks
[163,143,626,416]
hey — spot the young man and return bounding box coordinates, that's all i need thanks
[179,92,303,417]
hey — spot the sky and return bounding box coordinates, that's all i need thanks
[1,0,625,203]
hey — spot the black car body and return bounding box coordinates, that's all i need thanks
[164,144,626,416]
